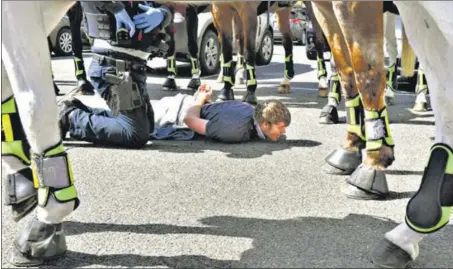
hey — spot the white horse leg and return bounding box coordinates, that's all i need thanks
[2,1,79,266]
[384,12,398,105]
[413,64,429,111]
[371,2,453,267]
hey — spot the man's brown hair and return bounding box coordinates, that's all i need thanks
[253,99,291,126]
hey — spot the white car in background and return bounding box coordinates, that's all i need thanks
[172,11,275,75]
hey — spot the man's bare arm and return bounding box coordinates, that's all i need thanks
[183,99,208,135]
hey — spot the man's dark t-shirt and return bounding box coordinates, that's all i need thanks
[200,101,259,143]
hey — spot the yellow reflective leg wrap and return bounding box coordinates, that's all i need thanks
[190,57,200,75]
[245,64,257,90]
[345,94,365,141]
[222,60,233,86]
[364,106,395,151]
[31,142,79,210]
[284,54,294,79]
[167,56,176,76]
[1,96,31,165]
[328,74,341,104]
[386,64,396,90]
[74,57,84,77]
[317,56,327,79]
[405,143,453,233]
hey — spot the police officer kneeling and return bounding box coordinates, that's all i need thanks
[58,1,172,148]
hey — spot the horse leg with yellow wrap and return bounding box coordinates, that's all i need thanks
[212,3,237,102]
[215,9,245,86]
[67,1,95,96]
[370,1,453,267]
[233,11,246,86]
[312,2,366,178]
[186,5,204,92]
[163,5,179,91]
[240,3,260,105]
[319,57,342,124]
[305,1,329,98]
[333,2,394,200]
[2,1,79,266]
[275,7,295,94]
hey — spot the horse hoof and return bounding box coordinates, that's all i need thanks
[342,163,389,200]
[412,102,428,112]
[242,91,258,105]
[385,96,395,106]
[8,236,67,267]
[318,88,328,98]
[278,84,291,94]
[187,78,201,92]
[323,147,362,175]
[163,78,178,91]
[217,88,235,102]
[369,238,414,268]
[8,246,47,267]
[319,105,339,124]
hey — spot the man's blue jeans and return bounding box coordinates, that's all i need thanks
[68,59,153,148]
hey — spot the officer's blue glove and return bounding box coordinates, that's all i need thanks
[114,8,136,37]
[133,4,164,33]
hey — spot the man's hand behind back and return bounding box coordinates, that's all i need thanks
[194,84,213,105]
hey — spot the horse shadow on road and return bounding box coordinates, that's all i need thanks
[44,213,452,268]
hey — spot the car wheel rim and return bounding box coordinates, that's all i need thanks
[262,35,272,61]
[59,32,72,54]
[204,37,218,70]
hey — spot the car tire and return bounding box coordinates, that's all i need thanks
[199,29,221,76]
[53,27,73,57]
[256,29,274,66]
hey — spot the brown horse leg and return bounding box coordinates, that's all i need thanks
[240,8,258,105]
[305,1,329,97]
[163,6,178,91]
[212,4,235,101]
[233,11,245,85]
[312,2,365,176]
[213,11,224,83]
[186,5,201,92]
[334,1,394,200]
[276,8,293,94]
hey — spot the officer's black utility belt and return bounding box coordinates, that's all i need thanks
[92,54,147,73]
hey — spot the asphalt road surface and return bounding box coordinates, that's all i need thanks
[2,45,451,268]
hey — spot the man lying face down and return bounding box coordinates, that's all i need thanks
[182,84,291,143]
[59,84,291,147]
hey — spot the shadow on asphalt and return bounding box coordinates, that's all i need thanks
[48,213,452,268]
[149,139,321,159]
[63,139,321,159]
